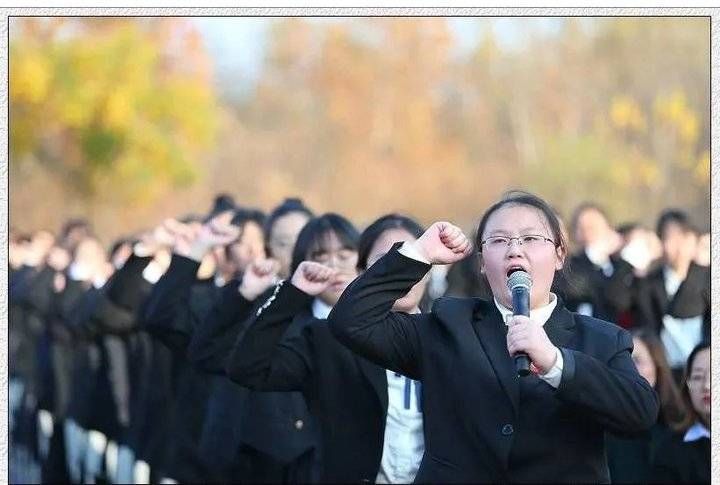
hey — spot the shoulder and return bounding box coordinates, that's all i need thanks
[572,311,632,347]
[431,296,489,318]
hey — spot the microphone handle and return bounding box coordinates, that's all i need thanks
[512,287,531,377]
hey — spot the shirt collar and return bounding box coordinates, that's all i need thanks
[683,422,710,442]
[312,298,333,320]
[494,293,558,327]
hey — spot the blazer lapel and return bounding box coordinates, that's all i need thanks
[470,301,520,417]
[543,299,576,350]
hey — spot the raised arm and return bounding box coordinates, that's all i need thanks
[226,261,338,392]
[329,221,472,379]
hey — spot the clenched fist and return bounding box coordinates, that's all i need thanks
[239,258,281,301]
[409,221,473,265]
[290,261,339,296]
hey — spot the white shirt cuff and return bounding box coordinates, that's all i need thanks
[397,241,431,265]
[539,347,564,388]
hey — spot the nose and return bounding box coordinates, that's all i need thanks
[506,238,524,258]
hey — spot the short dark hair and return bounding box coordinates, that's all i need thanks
[475,190,568,258]
[290,213,359,274]
[656,209,697,239]
[205,193,236,221]
[357,214,424,270]
[264,197,314,241]
[231,208,267,229]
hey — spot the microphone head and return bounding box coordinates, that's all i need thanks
[507,270,532,292]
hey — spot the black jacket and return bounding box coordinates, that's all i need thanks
[328,244,659,483]
[225,282,395,483]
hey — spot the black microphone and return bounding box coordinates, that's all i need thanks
[507,270,532,377]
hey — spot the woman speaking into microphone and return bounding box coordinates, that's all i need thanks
[328,191,658,483]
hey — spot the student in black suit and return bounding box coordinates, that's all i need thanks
[328,190,659,483]
[651,341,710,483]
[225,214,430,483]
[182,204,319,483]
[634,209,709,376]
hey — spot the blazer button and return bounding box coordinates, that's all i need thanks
[501,424,514,436]
[294,419,304,430]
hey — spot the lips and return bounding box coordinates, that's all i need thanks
[506,265,529,277]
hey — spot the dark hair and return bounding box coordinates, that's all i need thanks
[475,190,568,259]
[656,209,697,239]
[205,193,236,221]
[264,198,314,241]
[674,341,711,432]
[631,329,686,428]
[290,213,359,275]
[231,208,267,229]
[357,214,424,270]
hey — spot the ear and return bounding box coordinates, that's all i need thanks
[555,245,566,271]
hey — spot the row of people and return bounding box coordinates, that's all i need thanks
[9,191,710,483]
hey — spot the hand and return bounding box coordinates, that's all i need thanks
[53,272,66,293]
[506,315,558,374]
[411,221,473,265]
[187,216,241,262]
[162,219,202,258]
[290,261,338,296]
[239,258,281,300]
[47,246,71,271]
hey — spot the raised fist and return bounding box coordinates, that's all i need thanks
[290,261,338,296]
[186,215,241,262]
[239,258,281,301]
[410,221,473,265]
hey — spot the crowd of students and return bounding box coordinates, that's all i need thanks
[8,192,711,483]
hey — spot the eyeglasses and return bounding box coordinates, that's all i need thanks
[480,234,556,252]
[687,372,711,390]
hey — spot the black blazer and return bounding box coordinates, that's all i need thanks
[328,245,659,483]
[225,282,392,483]
[634,263,710,340]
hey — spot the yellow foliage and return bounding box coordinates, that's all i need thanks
[694,151,710,184]
[11,52,51,104]
[610,96,646,132]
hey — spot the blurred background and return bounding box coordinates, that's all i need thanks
[9,16,711,242]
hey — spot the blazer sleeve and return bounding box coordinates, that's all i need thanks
[328,243,430,380]
[142,254,200,354]
[225,281,315,392]
[556,326,660,435]
[186,280,257,374]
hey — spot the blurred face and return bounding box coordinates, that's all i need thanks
[269,212,310,278]
[75,238,106,270]
[309,231,359,306]
[661,222,697,270]
[632,338,657,388]
[687,348,711,425]
[229,221,266,274]
[366,228,429,313]
[480,205,564,310]
[575,208,609,248]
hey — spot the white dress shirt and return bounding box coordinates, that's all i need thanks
[312,294,425,483]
